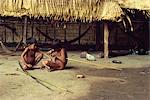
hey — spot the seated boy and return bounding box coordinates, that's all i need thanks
[42,43,67,71]
[20,38,43,70]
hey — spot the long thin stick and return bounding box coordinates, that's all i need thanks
[18,61,72,93]
[15,38,23,51]
[41,51,122,70]
[67,58,122,71]
[18,61,53,91]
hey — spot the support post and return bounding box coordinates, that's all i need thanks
[23,16,27,44]
[104,22,109,59]
[78,23,81,45]
[64,23,67,42]
[12,23,15,42]
[31,19,34,37]
[4,18,6,43]
[45,25,48,42]
[54,23,56,41]
[148,20,150,51]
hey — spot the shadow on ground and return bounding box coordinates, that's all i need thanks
[73,66,150,100]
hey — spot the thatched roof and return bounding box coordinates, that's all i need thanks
[0,0,124,21]
[1,0,149,21]
[117,0,150,10]
[116,0,150,17]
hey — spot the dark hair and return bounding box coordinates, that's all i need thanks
[52,39,61,50]
[26,37,37,45]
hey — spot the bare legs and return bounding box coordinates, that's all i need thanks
[20,52,43,70]
[42,59,64,71]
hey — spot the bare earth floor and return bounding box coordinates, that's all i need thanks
[0,51,150,100]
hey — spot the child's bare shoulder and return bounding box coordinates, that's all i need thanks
[61,48,66,51]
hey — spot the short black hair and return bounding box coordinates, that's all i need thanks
[52,39,61,50]
[26,37,37,45]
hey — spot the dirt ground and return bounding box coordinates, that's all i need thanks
[0,51,150,100]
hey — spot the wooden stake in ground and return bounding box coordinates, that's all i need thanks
[104,22,109,59]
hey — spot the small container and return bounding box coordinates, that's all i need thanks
[112,60,122,64]
[76,74,85,78]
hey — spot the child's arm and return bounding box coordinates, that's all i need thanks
[21,48,30,66]
[55,48,66,63]
[47,49,54,55]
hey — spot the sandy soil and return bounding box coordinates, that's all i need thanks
[0,51,150,100]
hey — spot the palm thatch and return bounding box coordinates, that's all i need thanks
[117,0,150,10]
[116,0,150,17]
[0,0,124,21]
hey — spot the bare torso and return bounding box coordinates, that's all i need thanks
[46,48,68,70]
[24,49,36,65]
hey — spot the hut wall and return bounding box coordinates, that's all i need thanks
[0,17,149,50]
[0,19,96,46]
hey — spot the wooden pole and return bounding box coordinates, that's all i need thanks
[4,18,6,43]
[104,22,109,59]
[31,19,34,37]
[78,23,81,45]
[64,24,67,42]
[148,21,150,51]
[53,23,56,41]
[45,25,48,42]
[23,16,27,44]
[38,19,41,42]
[12,23,15,42]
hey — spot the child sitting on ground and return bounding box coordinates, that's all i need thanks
[20,38,43,70]
[42,42,67,71]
